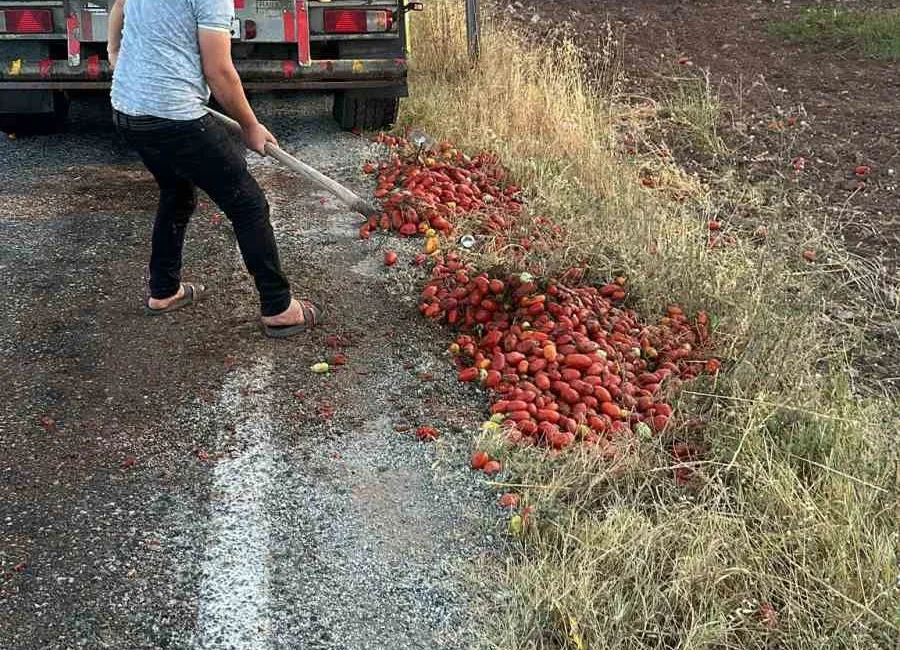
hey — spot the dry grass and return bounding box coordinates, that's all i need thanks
[660,71,728,157]
[402,3,898,649]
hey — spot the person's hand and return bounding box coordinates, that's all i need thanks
[108,49,119,70]
[242,122,277,156]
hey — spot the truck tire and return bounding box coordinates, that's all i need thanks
[332,92,399,131]
[52,91,71,126]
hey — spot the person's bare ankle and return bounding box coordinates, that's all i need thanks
[262,299,304,326]
[148,284,185,310]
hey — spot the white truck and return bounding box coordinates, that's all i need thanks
[0,0,418,130]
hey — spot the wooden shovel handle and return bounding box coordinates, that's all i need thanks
[206,107,379,218]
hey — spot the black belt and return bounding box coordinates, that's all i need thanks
[112,110,195,131]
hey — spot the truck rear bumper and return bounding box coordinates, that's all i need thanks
[0,57,407,92]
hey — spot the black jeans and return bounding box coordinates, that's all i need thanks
[114,110,292,317]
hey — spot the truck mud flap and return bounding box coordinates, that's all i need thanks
[0,89,54,115]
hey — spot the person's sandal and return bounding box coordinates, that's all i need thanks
[263,299,321,338]
[144,283,205,316]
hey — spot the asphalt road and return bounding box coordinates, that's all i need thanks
[0,95,500,650]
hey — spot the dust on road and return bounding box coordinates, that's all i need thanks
[0,96,500,650]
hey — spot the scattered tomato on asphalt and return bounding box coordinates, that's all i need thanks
[324,334,352,349]
[415,426,439,441]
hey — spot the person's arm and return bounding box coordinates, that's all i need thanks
[198,29,276,155]
[107,0,126,69]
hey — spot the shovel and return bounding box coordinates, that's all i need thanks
[206,107,379,218]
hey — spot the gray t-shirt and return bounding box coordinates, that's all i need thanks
[111,0,234,120]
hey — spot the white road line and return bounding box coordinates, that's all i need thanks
[195,358,275,650]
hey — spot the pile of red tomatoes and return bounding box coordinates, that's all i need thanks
[419,255,715,451]
[366,134,716,453]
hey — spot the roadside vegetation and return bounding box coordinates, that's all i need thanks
[768,5,900,60]
[399,2,898,649]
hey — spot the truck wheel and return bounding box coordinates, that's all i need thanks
[52,91,71,126]
[332,92,399,131]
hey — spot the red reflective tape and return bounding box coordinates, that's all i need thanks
[39,58,53,77]
[281,60,296,79]
[66,14,81,58]
[86,54,100,78]
[282,10,295,42]
[296,0,310,65]
[234,0,245,8]
[80,10,93,41]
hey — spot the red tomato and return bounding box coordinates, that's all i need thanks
[600,402,621,419]
[458,367,478,382]
[470,451,490,470]
[415,426,439,441]
[483,460,502,475]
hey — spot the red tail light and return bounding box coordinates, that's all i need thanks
[325,10,367,34]
[324,9,393,34]
[0,9,53,34]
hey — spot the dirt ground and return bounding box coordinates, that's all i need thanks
[499,0,899,270]
[497,0,899,393]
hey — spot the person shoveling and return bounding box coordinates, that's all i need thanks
[108,0,346,338]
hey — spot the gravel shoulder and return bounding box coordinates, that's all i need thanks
[0,96,501,650]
